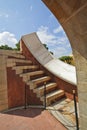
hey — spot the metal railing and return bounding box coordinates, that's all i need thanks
[73,90,79,130]
[44,82,46,109]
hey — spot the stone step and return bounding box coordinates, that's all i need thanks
[20,70,45,81]
[7,58,32,67]
[0,50,25,59]
[12,65,39,74]
[27,76,51,89]
[35,82,57,97]
[41,89,65,106]
[0,49,21,54]
[30,76,51,84]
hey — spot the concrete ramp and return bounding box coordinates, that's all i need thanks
[21,33,77,85]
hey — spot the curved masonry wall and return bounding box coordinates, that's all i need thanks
[21,33,77,99]
[21,33,77,86]
[42,1,87,129]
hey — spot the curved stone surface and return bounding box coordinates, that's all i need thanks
[22,33,76,85]
[42,0,87,129]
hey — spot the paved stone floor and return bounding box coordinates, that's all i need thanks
[47,99,78,130]
[0,108,67,130]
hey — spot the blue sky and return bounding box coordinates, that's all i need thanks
[0,0,72,57]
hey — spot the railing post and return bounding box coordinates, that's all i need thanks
[73,90,79,130]
[44,82,46,109]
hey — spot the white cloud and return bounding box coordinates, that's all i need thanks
[37,25,72,57]
[53,47,69,57]
[37,25,69,45]
[53,26,63,34]
[37,26,56,44]
[0,32,18,48]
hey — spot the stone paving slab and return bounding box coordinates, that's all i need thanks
[0,108,67,130]
[47,99,77,130]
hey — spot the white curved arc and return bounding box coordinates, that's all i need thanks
[22,32,77,85]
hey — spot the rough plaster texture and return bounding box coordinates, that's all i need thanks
[42,0,87,129]
[0,55,8,111]
[0,50,24,111]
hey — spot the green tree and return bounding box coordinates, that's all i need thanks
[43,43,53,55]
[59,56,73,64]
[14,42,20,50]
[0,45,13,50]
[43,44,48,50]
[0,42,20,51]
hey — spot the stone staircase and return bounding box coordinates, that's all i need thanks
[6,50,65,107]
[0,49,78,129]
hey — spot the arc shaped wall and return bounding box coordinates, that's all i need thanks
[22,33,76,85]
[42,0,87,129]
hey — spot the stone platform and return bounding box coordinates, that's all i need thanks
[0,108,67,130]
